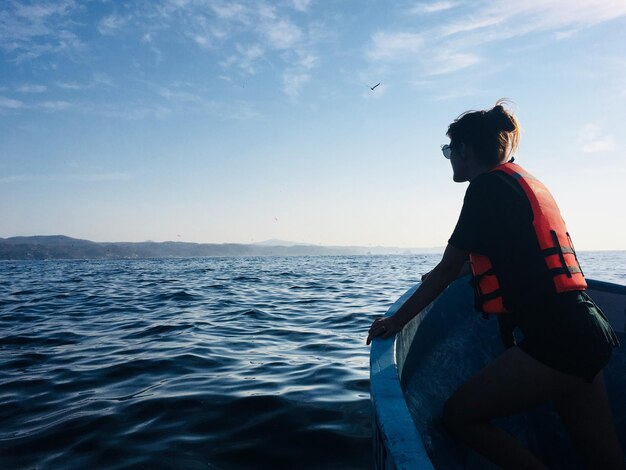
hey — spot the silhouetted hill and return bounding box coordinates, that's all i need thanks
[0,236,444,260]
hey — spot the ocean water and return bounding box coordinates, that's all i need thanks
[0,252,624,469]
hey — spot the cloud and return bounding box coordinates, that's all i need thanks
[12,1,76,20]
[433,0,626,45]
[98,14,127,35]
[99,104,172,120]
[223,43,266,74]
[210,3,246,20]
[39,100,72,111]
[280,51,318,97]
[192,34,212,49]
[504,0,626,30]
[56,81,83,90]
[291,0,312,12]
[367,32,424,61]
[578,123,616,153]
[427,51,481,75]
[0,95,73,112]
[409,1,458,14]
[282,71,310,98]
[16,84,48,93]
[0,0,83,61]
[581,139,616,153]
[364,0,626,81]
[156,86,202,103]
[439,15,504,37]
[261,17,302,49]
[0,96,24,109]
[554,30,577,40]
[54,73,113,92]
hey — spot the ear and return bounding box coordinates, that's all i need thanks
[460,143,476,161]
[458,142,467,159]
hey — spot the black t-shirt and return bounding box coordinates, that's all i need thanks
[449,170,556,311]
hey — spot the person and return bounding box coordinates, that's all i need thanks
[366,100,624,469]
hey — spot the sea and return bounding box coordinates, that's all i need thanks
[1,252,624,469]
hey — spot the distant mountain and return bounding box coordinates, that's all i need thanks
[253,239,317,247]
[0,236,444,260]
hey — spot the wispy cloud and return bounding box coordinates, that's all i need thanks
[0,96,24,109]
[1,96,75,113]
[98,14,127,35]
[282,71,310,98]
[145,0,311,87]
[365,0,626,82]
[156,86,202,104]
[291,0,312,13]
[439,15,504,37]
[222,43,266,74]
[191,34,212,49]
[260,17,302,49]
[427,51,481,75]
[281,52,318,98]
[115,79,261,120]
[409,1,458,14]
[210,3,246,20]
[99,104,171,121]
[16,84,47,93]
[54,73,114,92]
[367,32,424,61]
[12,1,75,20]
[0,94,75,112]
[56,81,83,90]
[0,0,83,62]
[578,123,616,153]
[39,100,72,111]
[433,0,626,45]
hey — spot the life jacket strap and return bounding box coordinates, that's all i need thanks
[542,246,575,256]
[480,289,503,302]
[550,230,572,278]
[473,268,495,280]
[550,266,582,276]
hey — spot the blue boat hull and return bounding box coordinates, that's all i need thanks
[370,277,626,469]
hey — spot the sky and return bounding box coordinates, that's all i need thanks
[1,0,625,249]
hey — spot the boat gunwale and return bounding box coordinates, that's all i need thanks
[370,282,435,470]
[370,278,626,469]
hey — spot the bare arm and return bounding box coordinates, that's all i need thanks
[367,244,468,345]
[422,259,470,281]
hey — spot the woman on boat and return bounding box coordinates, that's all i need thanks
[366,100,623,469]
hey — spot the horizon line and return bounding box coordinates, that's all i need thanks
[1,234,625,252]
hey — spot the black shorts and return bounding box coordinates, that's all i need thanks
[515,291,619,383]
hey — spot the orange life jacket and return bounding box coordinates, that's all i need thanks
[469,162,587,314]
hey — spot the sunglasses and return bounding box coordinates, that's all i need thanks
[441,144,454,159]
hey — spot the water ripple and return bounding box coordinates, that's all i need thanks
[1,253,622,468]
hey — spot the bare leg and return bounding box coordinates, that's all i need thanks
[442,346,587,469]
[554,371,625,469]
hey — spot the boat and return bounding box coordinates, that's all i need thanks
[370,277,626,469]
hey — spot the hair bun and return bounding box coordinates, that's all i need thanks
[487,103,516,132]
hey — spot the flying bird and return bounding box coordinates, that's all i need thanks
[369,82,380,91]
